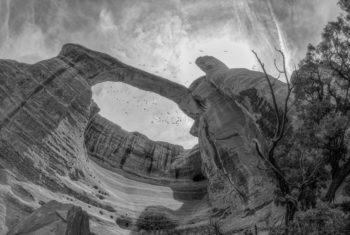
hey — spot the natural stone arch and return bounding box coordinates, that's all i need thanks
[58,44,289,130]
[57,44,286,232]
[0,44,210,234]
[0,43,292,234]
[58,44,203,121]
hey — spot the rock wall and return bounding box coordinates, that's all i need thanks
[0,57,92,189]
[0,44,210,234]
[85,114,203,185]
[0,44,289,234]
[190,57,285,233]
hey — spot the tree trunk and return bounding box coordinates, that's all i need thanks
[325,160,350,202]
[324,173,346,202]
[284,202,297,235]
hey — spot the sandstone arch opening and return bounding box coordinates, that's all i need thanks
[92,82,197,149]
[86,81,204,185]
[0,43,212,234]
[0,43,288,234]
[85,75,208,234]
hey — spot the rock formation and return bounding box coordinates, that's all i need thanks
[0,44,289,234]
[7,200,90,235]
[85,114,204,185]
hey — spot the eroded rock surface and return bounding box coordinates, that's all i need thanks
[192,56,286,233]
[0,44,289,234]
[0,44,209,234]
[85,114,203,185]
[7,200,90,235]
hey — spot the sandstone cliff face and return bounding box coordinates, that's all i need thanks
[0,44,209,234]
[0,55,95,232]
[191,56,286,233]
[0,44,288,234]
[85,114,203,185]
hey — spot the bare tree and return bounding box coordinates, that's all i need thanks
[251,49,297,226]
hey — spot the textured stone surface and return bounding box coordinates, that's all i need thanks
[191,56,286,233]
[7,200,90,235]
[0,44,210,234]
[58,43,202,120]
[0,44,290,234]
[85,114,203,185]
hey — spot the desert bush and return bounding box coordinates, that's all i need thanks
[270,203,348,234]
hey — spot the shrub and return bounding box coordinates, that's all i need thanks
[270,203,348,234]
[136,209,177,231]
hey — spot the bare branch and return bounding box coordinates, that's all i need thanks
[268,50,293,158]
[301,158,325,187]
[274,59,284,74]
[253,139,290,186]
[252,50,281,138]
[252,49,295,195]
[275,47,291,88]
[203,118,248,202]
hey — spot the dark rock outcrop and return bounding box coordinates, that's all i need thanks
[7,200,90,235]
[66,205,91,235]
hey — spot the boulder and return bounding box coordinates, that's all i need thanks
[7,200,90,235]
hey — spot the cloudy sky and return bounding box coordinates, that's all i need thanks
[0,0,340,148]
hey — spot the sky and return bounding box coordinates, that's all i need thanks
[0,0,340,148]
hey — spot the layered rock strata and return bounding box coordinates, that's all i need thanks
[0,43,290,234]
[7,200,90,235]
[85,114,204,185]
[191,57,285,233]
[0,44,210,234]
